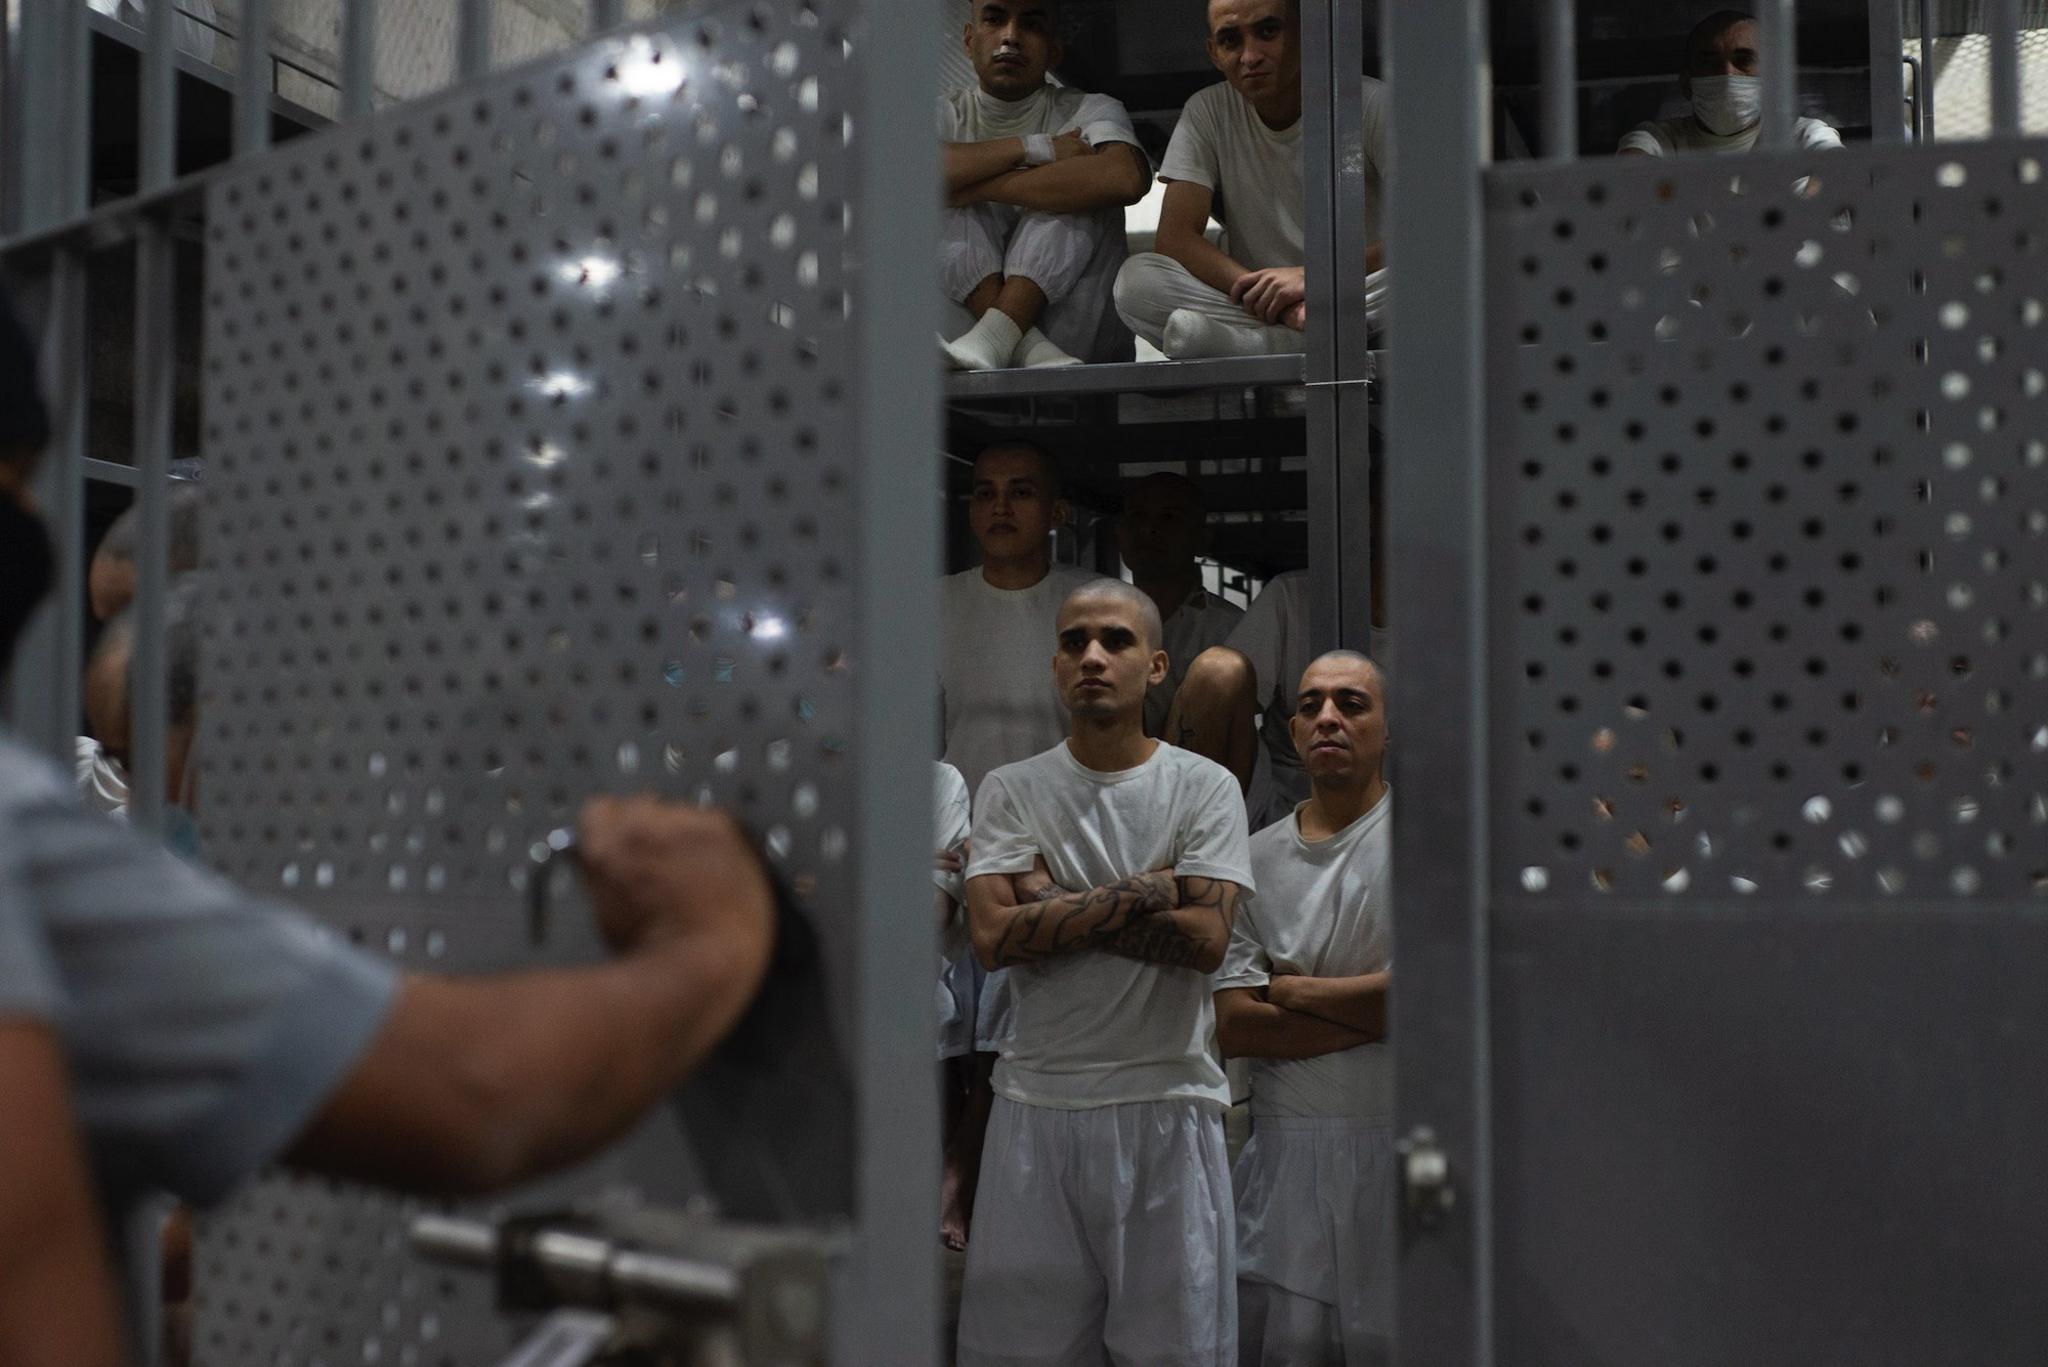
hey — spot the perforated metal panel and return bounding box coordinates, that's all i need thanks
[194,7,860,1361]
[1489,140,2048,905]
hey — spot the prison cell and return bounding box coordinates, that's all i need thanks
[3,0,2047,1364]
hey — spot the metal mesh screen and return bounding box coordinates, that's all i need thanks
[193,5,858,1359]
[1488,140,2048,903]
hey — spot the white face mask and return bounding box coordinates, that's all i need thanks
[1691,73,1762,136]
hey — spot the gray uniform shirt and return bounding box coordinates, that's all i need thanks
[0,731,399,1213]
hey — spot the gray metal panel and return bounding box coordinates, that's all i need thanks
[193,8,868,1361]
[1488,140,2048,907]
[1492,906,2048,1366]
[943,353,1306,399]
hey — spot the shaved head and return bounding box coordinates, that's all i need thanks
[1062,578,1165,652]
[1302,649,1383,698]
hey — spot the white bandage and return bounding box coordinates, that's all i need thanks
[1021,133,1056,166]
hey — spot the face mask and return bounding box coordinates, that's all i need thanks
[1691,74,1762,137]
[0,496,55,679]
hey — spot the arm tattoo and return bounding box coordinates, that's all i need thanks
[1103,875,1238,970]
[988,871,1174,969]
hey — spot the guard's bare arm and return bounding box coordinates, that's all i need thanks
[1267,970,1389,1038]
[954,142,1150,214]
[1213,986,1374,1060]
[0,1023,126,1367]
[286,798,776,1196]
[1102,875,1242,973]
[1152,179,1252,297]
[967,865,1180,970]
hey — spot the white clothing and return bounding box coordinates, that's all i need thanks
[1216,793,1393,1122]
[940,84,1146,363]
[1113,252,1390,359]
[940,565,1107,797]
[1148,586,1246,737]
[1229,571,1312,830]
[73,736,131,819]
[1234,1118,1395,1366]
[967,740,1254,1110]
[934,762,976,1060]
[1157,77,1390,269]
[1617,114,1842,157]
[958,1097,1237,1367]
[941,563,1106,1050]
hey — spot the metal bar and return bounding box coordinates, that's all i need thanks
[1903,53,1924,141]
[1989,0,2021,135]
[456,0,492,81]
[0,172,210,258]
[1540,0,1578,160]
[85,458,144,488]
[7,253,87,763]
[849,0,941,1359]
[140,0,178,190]
[590,0,625,32]
[1300,0,1341,652]
[236,0,273,156]
[17,0,91,232]
[943,354,1303,400]
[1867,0,1906,143]
[1328,0,1373,650]
[1918,0,1936,141]
[128,218,175,836]
[342,0,377,120]
[1384,0,1493,1359]
[1758,0,1798,150]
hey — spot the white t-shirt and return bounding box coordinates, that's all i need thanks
[967,740,1256,1110]
[1617,115,1842,156]
[938,83,1143,154]
[933,762,976,1060]
[1215,792,1392,1122]
[1147,586,1246,737]
[938,564,1106,796]
[1226,570,1310,828]
[1157,77,1390,268]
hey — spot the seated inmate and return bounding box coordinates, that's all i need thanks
[1618,9,1842,157]
[1115,0,1387,359]
[1118,471,1243,738]
[941,0,1150,370]
[1216,651,1394,1366]
[959,580,1253,1366]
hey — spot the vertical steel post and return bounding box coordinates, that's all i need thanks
[1758,0,1798,149]
[237,0,273,156]
[848,0,940,1360]
[1868,0,1907,143]
[140,0,177,189]
[13,260,89,765]
[342,0,378,119]
[17,0,90,234]
[1988,0,2021,135]
[1301,0,1342,653]
[1540,0,1577,160]
[1918,0,1937,140]
[128,225,174,838]
[457,0,492,82]
[1328,0,1374,651]
[1385,0,1493,1362]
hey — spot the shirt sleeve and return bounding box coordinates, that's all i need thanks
[1157,86,1221,189]
[1226,578,1289,712]
[965,771,1040,879]
[1069,93,1144,155]
[1174,762,1256,891]
[1212,894,1272,991]
[1616,123,1670,156]
[9,766,400,1208]
[1797,118,1844,150]
[932,764,972,903]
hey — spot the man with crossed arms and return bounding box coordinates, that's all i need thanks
[958,578,1254,1366]
[1215,649,1394,1366]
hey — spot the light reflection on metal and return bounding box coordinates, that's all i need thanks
[533,370,594,400]
[526,442,567,469]
[614,36,687,99]
[560,255,623,289]
[749,613,787,641]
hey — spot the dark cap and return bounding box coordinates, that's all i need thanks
[0,287,51,456]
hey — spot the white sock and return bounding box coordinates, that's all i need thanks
[1159,307,1302,360]
[1014,327,1082,368]
[940,309,1024,371]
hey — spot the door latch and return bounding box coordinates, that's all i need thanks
[1397,1125,1456,1233]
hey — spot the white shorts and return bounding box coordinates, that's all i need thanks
[958,1097,1237,1367]
[1233,1117,1395,1366]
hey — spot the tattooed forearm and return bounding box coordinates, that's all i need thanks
[1102,920,1206,968]
[983,870,1179,969]
[1105,876,1241,972]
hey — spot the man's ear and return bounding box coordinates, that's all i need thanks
[1053,496,1072,528]
[1149,648,1170,688]
[1206,37,1228,77]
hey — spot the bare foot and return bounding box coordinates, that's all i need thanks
[941,1155,970,1251]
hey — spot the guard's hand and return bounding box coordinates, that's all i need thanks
[1230,266,1308,325]
[576,796,775,973]
[1050,130,1093,161]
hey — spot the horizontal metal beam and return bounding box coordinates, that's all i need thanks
[85,458,143,488]
[945,354,1307,401]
